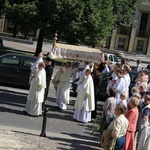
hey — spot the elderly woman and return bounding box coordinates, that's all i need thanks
[124,96,139,150]
[103,88,117,124]
[101,104,129,150]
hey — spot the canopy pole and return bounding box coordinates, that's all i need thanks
[50,32,58,53]
[99,40,106,64]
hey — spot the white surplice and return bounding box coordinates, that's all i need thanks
[73,74,95,123]
[113,77,126,103]
[56,67,72,109]
[25,68,46,116]
[29,58,43,84]
[123,73,131,98]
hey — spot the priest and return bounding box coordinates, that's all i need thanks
[73,69,95,123]
[56,62,72,110]
[25,62,46,116]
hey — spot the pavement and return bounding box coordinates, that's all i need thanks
[0,38,103,150]
[0,85,103,150]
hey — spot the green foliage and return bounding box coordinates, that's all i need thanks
[4,0,38,37]
[113,0,142,28]
[0,0,5,16]
[41,0,116,47]
[91,116,108,136]
[2,0,143,47]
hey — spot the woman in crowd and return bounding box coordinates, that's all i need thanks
[135,71,148,90]
[103,88,117,124]
[124,96,139,150]
[101,104,129,150]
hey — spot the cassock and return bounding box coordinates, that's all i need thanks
[91,74,102,118]
[44,64,54,101]
[56,67,72,110]
[138,125,150,150]
[113,77,126,103]
[73,74,95,123]
[25,68,46,116]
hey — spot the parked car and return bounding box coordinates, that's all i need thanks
[0,37,3,48]
[104,53,120,66]
[0,53,37,88]
[72,70,150,101]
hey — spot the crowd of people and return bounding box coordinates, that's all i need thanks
[23,52,150,150]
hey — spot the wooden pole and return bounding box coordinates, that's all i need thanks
[51,32,58,53]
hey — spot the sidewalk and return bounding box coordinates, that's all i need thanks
[0,127,101,150]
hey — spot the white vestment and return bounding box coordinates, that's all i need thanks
[138,125,150,150]
[29,58,43,84]
[123,73,131,98]
[56,67,72,109]
[73,74,95,123]
[25,68,46,116]
[113,77,126,103]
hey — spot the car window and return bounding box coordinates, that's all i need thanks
[109,55,113,61]
[113,56,119,62]
[23,57,36,67]
[0,55,20,66]
[130,72,138,83]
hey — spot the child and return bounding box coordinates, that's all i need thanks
[118,92,127,108]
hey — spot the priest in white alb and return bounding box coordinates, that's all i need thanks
[25,62,46,116]
[73,69,95,123]
[56,62,72,110]
[29,52,44,84]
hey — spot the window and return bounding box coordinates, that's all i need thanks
[109,55,113,61]
[113,56,119,62]
[1,56,20,66]
[23,57,35,67]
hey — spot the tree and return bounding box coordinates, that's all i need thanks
[37,0,116,47]
[0,0,5,18]
[4,0,38,38]
[113,0,142,28]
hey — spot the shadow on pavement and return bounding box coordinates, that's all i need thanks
[47,135,100,150]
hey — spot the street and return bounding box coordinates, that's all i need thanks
[0,83,103,149]
[0,40,150,149]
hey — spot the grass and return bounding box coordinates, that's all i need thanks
[0,47,35,56]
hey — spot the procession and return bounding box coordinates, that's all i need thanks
[22,40,150,150]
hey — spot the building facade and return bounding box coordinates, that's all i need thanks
[109,0,150,55]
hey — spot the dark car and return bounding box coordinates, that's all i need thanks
[0,53,37,87]
[0,37,3,48]
[72,70,150,101]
